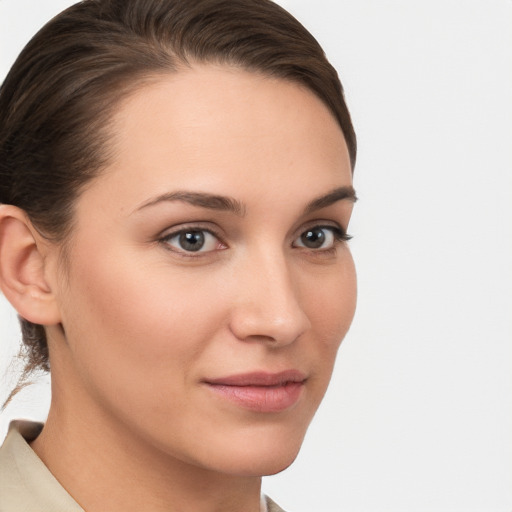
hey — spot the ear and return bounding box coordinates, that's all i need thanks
[0,205,61,326]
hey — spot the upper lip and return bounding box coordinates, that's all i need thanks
[204,370,306,387]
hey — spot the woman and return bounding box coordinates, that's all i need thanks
[0,0,357,510]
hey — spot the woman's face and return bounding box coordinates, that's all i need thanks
[48,65,356,476]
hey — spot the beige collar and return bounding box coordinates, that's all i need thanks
[0,420,84,511]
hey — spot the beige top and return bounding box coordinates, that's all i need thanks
[0,420,285,512]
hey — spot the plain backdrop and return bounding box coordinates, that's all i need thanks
[1,1,511,511]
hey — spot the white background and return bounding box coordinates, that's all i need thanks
[1,1,511,511]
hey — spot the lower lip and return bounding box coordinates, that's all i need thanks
[205,381,304,413]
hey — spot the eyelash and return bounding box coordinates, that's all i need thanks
[158,224,351,257]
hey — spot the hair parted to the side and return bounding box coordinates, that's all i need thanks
[0,0,356,402]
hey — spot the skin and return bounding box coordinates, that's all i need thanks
[24,65,357,512]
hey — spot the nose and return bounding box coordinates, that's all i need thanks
[228,250,311,346]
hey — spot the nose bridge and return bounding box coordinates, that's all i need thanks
[229,246,311,345]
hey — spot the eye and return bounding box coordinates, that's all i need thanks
[161,229,224,253]
[293,226,349,250]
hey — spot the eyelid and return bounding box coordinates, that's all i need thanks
[295,220,351,239]
[158,221,224,240]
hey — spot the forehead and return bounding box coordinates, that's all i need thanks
[84,65,352,211]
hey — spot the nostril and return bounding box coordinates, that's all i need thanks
[228,303,310,346]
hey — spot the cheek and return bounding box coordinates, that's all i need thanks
[304,251,357,343]
[295,251,357,391]
[59,246,226,403]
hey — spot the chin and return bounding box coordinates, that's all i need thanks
[183,399,320,477]
[209,429,306,477]
[220,451,300,478]
[258,451,300,477]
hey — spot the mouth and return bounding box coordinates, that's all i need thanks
[203,370,306,413]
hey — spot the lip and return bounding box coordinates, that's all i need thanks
[203,370,306,413]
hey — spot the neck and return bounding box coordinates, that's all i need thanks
[31,389,262,512]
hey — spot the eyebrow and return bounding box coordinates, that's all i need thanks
[134,185,357,216]
[304,186,358,214]
[135,191,246,216]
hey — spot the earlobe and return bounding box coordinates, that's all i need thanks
[0,205,61,326]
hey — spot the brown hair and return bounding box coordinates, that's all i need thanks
[0,0,356,396]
